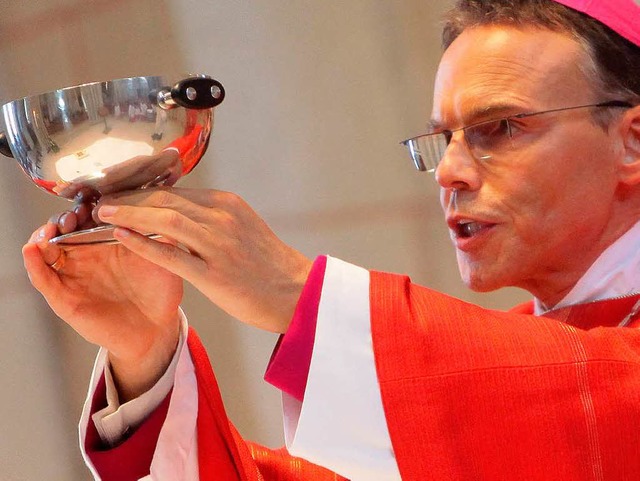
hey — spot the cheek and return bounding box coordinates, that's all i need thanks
[491,151,576,224]
[509,189,561,244]
[506,181,608,259]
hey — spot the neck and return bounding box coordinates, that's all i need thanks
[531,216,640,311]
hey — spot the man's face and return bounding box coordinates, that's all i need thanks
[433,26,627,305]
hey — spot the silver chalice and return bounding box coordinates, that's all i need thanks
[0,74,225,245]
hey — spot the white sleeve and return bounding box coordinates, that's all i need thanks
[283,256,402,481]
[91,311,185,447]
[79,310,200,481]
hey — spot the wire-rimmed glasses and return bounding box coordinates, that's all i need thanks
[400,100,633,172]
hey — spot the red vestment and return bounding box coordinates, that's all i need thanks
[370,271,640,480]
[90,270,640,480]
[188,327,346,481]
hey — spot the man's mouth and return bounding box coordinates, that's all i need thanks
[457,220,487,238]
[448,217,496,241]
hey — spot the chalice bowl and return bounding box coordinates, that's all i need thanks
[0,74,224,245]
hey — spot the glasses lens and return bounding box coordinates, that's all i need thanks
[465,119,512,160]
[403,134,448,172]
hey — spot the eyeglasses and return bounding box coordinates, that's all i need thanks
[400,100,633,172]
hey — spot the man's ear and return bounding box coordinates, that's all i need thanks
[617,105,640,186]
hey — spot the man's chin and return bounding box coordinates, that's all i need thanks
[458,266,509,293]
[464,279,502,293]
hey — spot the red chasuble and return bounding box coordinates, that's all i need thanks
[127,271,640,481]
[370,271,640,480]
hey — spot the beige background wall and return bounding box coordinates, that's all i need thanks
[0,1,528,480]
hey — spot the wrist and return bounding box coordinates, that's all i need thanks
[271,253,314,333]
[108,315,181,403]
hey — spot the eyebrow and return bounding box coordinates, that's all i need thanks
[428,102,530,131]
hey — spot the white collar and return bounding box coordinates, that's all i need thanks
[534,220,640,315]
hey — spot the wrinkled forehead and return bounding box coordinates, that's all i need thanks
[432,25,596,124]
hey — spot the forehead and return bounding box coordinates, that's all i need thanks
[432,25,595,124]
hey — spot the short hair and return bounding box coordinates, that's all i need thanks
[442,0,640,105]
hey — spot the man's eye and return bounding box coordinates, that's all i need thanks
[476,119,511,138]
[466,119,512,151]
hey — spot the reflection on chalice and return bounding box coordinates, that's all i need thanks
[0,75,224,245]
[54,145,182,198]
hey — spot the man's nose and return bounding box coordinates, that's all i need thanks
[435,131,481,191]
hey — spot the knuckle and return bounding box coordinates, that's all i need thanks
[205,190,218,205]
[218,212,237,231]
[164,210,183,229]
[217,190,244,210]
[151,190,174,208]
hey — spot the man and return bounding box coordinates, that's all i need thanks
[22,0,640,479]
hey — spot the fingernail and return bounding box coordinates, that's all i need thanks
[114,227,131,238]
[48,213,62,225]
[99,205,118,219]
[31,227,46,243]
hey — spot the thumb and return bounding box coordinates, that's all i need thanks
[23,225,64,295]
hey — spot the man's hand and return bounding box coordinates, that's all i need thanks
[22,216,184,402]
[94,187,313,334]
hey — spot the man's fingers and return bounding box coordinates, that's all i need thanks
[22,241,63,295]
[73,202,92,228]
[113,227,205,283]
[99,204,213,256]
[95,189,253,234]
[28,223,65,266]
[101,187,234,210]
[93,189,209,228]
[48,212,64,226]
[58,211,78,234]
[47,210,79,235]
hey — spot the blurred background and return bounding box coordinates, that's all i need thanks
[0,1,528,479]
